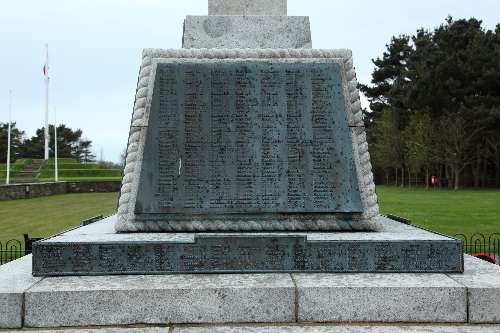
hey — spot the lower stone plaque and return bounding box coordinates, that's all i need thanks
[32,216,464,276]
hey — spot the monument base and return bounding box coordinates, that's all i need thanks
[32,215,463,276]
[2,254,500,329]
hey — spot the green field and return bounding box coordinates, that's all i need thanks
[377,186,500,237]
[0,159,33,172]
[1,158,122,183]
[38,158,121,181]
[0,159,33,181]
[0,192,118,243]
[0,187,499,244]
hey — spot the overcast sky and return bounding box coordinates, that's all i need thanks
[1,0,499,162]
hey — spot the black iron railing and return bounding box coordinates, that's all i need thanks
[0,239,24,265]
[1,216,107,265]
[2,229,500,266]
[454,233,500,264]
[0,234,44,265]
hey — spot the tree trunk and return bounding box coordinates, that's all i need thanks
[454,168,460,190]
[401,167,405,187]
[481,159,488,187]
[438,164,443,188]
[494,158,500,187]
[496,167,500,188]
[395,168,398,186]
[385,170,389,185]
[425,168,429,190]
[473,148,481,187]
[446,166,453,189]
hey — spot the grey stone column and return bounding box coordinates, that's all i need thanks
[182,0,311,48]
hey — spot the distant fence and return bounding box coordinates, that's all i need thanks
[454,233,500,264]
[1,217,106,265]
[0,181,121,201]
[0,239,25,265]
[3,230,500,266]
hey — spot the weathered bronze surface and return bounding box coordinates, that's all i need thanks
[135,61,362,223]
[32,232,464,276]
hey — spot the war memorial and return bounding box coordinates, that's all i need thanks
[2,0,500,332]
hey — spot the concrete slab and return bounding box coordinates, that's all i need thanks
[209,0,287,15]
[294,272,467,323]
[448,255,500,323]
[182,16,311,48]
[0,255,42,328]
[24,274,295,327]
[173,324,500,332]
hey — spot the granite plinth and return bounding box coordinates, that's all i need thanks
[295,273,466,322]
[0,255,42,328]
[449,255,500,323]
[25,274,294,327]
[32,215,463,276]
[2,255,500,328]
[209,0,287,15]
[182,16,311,48]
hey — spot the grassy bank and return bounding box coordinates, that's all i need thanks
[377,186,500,237]
[38,158,121,181]
[0,192,118,243]
[0,187,499,244]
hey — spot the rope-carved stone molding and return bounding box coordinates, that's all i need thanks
[115,49,380,233]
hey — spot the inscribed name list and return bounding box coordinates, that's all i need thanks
[135,61,362,216]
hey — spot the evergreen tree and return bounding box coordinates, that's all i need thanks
[19,125,84,158]
[360,35,413,123]
[370,108,404,185]
[77,139,95,163]
[364,17,500,188]
[0,122,25,162]
[402,109,433,188]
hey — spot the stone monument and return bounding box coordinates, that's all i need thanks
[116,0,378,233]
[8,1,500,331]
[31,0,463,276]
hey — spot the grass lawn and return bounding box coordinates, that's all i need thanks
[377,186,500,237]
[37,177,121,182]
[0,192,118,243]
[0,187,499,244]
[0,159,33,182]
[2,158,122,183]
[38,158,122,181]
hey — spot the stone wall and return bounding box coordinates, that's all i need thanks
[0,181,120,201]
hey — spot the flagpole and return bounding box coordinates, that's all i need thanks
[6,90,12,185]
[44,44,50,160]
[54,107,58,182]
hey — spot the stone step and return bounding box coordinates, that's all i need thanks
[2,254,500,329]
[10,179,38,184]
[3,325,500,333]
[9,159,44,183]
